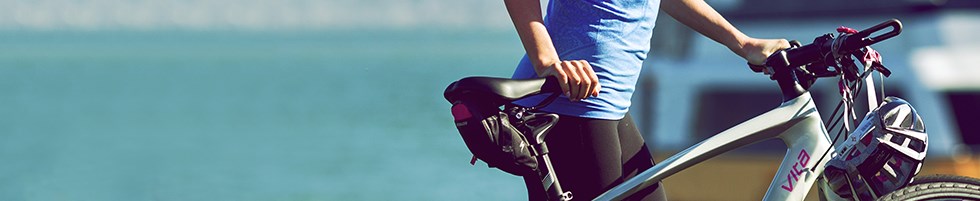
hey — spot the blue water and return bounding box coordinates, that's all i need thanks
[0,30,530,200]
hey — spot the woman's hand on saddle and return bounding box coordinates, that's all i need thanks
[535,60,601,101]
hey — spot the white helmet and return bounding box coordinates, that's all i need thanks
[821,97,928,200]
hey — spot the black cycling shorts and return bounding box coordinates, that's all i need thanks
[523,112,666,201]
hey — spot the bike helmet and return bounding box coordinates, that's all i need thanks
[821,97,928,200]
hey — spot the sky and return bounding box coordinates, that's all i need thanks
[0,0,515,31]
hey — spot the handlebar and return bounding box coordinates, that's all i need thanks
[762,19,902,101]
[843,19,902,51]
[768,19,902,69]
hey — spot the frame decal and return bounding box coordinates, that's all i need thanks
[781,149,810,192]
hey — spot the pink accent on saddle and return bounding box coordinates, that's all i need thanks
[451,104,473,121]
[837,26,858,34]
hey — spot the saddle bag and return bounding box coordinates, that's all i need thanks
[444,77,561,176]
[450,99,558,176]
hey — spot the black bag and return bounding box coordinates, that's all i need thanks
[444,77,561,176]
[450,100,540,176]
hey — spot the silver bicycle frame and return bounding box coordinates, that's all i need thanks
[595,92,837,200]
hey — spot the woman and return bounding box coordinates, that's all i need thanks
[504,0,790,200]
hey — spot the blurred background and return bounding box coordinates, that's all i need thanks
[0,0,977,200]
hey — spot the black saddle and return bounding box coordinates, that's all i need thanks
[443,77,560,106]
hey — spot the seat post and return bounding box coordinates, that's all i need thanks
[530,138,572,201]
[523,113,572,201]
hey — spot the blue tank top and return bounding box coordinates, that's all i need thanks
[512,0,660,120]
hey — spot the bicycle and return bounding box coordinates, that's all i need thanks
[444,19,980,200]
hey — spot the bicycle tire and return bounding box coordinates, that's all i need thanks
[877,174,980,201]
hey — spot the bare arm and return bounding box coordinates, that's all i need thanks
[504,0,559,71]
[661,0,788,65]
[504,0,599,100]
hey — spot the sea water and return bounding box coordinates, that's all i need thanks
[0,30,528,200]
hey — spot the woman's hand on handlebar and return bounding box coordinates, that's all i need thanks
[535,60,601,101]
[739,37,791,71]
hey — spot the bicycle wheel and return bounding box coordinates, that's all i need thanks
[877,174,980,201]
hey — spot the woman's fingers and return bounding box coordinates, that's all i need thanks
[540,60,600,101]
[562,61,583,101]
[551,62,571,97]
[574,61,592,100]
[579,60,600,97]
[564,60,600,101]
[745,38,792,66]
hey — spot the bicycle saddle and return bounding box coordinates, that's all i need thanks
[444,76,559,105]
